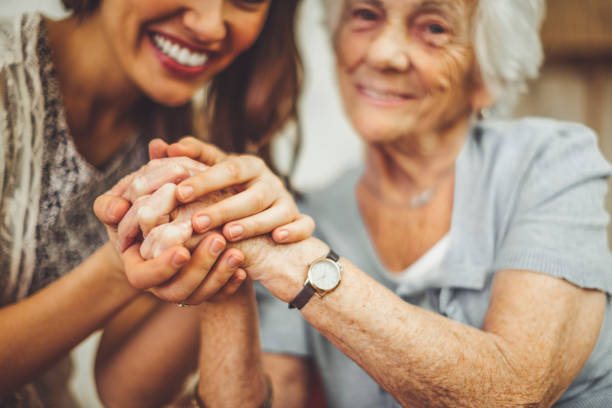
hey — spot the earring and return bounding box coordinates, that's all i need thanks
[478,107,491,121]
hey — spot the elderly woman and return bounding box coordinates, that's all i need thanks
[99,0,612,406]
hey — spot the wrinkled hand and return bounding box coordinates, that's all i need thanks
[230,236,330,303]
[94,157,245,305]
[110,157,208,251]
[149,137,314,244]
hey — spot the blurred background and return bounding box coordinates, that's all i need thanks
[0,0,610,406]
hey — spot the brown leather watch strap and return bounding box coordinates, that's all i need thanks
[288,282,316,310]
[288,249,340,310]
[328,249,340,262]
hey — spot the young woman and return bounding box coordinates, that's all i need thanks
[0,0,310,406]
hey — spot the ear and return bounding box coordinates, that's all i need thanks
[469,68,495,112]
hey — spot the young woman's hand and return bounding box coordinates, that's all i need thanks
[149,137,315,244]
[94,176,246,306]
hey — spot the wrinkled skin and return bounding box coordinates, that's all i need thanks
[111,156,235,260]
[139,190,231,259]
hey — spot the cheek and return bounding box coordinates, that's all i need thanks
[416,47,474,97]
[335,28,369,71]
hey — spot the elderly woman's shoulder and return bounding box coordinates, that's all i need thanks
[475,117,610,172]
[479,116,600,146]
[481,117,604,150]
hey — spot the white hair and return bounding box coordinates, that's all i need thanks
[321,0,546,116]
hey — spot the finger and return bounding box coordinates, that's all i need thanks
[183,248,244,305]
[176,155,267,203]
[119,186,181,254]
[167,136,227,165]
[272,213,316,243]
[94,194,131,225]
[122,244,190,290]
[108,173,137,196]
[140,220,193,260]
[149,138,170,160]
[150,233,226,303]
[191,182,276,234]
[117,200,144,252]
[207,269,247,303]
[124,158,206,203]
[220,197,299,241]
[136,183,180,236]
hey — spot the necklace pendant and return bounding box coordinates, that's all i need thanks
[409,188,436,208]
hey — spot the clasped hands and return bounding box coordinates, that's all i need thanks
[94,137,316,305]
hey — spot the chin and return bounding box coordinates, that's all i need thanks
[145,86,194,107]
[350,113,416,144]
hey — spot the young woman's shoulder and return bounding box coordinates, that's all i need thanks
[0,13,42,68]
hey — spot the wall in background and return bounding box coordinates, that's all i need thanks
[0,0,610,406]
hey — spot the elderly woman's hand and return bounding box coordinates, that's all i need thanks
[149,137,315,244]
[95,157,246,305]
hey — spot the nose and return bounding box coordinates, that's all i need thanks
[182,1,227,44]
[366,24,412,72]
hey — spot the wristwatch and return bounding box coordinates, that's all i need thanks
[289,249,342,310]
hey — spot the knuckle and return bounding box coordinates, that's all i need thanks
[181,136,198,144]
[249,155,265,170]
[251,189,268,210]
[304,215,316,228]
[147,158,162,170]
[223,158,242,181]
[279,205,295,222]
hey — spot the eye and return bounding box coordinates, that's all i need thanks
[428,24,446,34]
[234,0,268,10]
[353,9,379,21]
[414,17,452,47]
[348,6,382,30]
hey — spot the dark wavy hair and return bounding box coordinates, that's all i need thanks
[61,0,302,174]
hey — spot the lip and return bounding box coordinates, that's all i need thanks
[147,31,213,77]
[355,84,418,107]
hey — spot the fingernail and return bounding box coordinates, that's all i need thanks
[210,239,225,256]
[228,255,242,268]
[173,252,189,267]
[195,215,211,231]
[178,185,194,201]
[277,229,289,241]
[228,225,244,240]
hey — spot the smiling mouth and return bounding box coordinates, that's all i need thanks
[150,33,209,68]
[357,85,416,102]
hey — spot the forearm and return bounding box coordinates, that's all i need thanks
[96,297,201,408]
[300,258,552,407]
[197,280,269,408]
[0,243,139,396]
[241,237,561,407]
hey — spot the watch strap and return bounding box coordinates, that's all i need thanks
[288,282,316,310]
[327,249,340,262]
[288,249,339,310]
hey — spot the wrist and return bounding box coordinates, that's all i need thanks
[98,243,140,299]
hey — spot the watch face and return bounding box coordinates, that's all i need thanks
[308,259,341,291]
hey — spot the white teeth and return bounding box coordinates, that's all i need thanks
[362,88,405,101]
[152,34,209,68]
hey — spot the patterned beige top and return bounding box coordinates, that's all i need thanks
[0,13,151,407]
